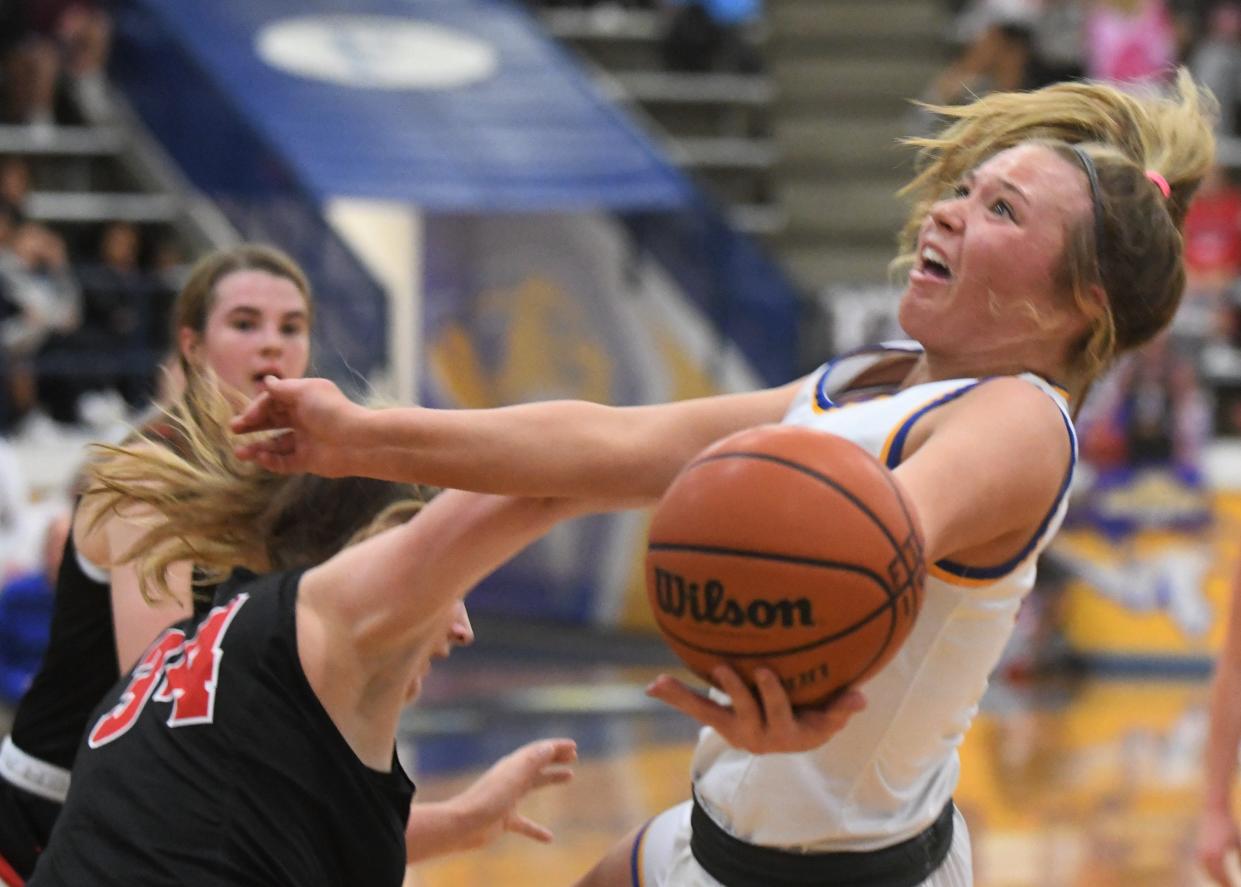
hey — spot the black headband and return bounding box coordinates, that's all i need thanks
[1069,145,1106,256]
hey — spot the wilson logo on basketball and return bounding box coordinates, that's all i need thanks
[652,568,815,628]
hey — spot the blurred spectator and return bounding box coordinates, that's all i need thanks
[1178,164,1241,346]
[1183,164,1241,293]
[524,0,658,8]
[930,0,1039,106]
[1,0,112,131]
[28,0,112,118]
[1,2,55,132]
[1,219,79,357]
[0,155,31,210]
[1084,0,1178,89]
[531,0,658,8]
[0,218,80,426]
[1079,333,1210,472]
[1189,1,1241,134]
[661,0,763,74]
[148,233,186,350]
[34,221,163,425]
[923,1,1084,116]
[1027,0,1088,85]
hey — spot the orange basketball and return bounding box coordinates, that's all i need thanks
[645,424,926,707]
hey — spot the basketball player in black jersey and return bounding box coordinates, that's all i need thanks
[26,377,582,886]
[2,246,576,885]
[0,245,314,885]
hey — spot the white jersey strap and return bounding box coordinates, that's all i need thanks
[0,735,70,803]
[813,340,923,412]
[75,546,110,583]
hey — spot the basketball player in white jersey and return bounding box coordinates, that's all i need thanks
[231,72,1216,887]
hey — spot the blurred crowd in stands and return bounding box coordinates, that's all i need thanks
[2,0,111,135]
[0,4,179,700]
[0,2,188,443]
[526,0,765,74]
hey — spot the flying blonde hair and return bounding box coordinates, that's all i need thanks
[85,372,424,604]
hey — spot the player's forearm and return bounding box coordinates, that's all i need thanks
[349,400,682,501]
[348,384,798,500]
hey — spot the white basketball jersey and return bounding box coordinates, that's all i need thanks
[691,341,1077,852]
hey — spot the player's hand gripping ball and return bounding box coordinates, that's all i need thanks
[645,425,925,707]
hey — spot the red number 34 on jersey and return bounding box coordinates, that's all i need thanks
[88,594,250,749]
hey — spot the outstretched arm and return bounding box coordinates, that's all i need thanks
[404,738,578,863]
[298,491,609,766]
[231,376,802,501]
[1199,560,1241,885]
[301,491,602,661]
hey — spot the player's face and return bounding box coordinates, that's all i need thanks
[182,270,311,399]
[899,144,1093,364]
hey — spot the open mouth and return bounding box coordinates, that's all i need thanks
[919,245,952,281]
[253,372,282,386]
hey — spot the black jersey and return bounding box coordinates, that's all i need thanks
[28,569,415,887]
[10,509,218,775]
[9,530,115,773]
[0,529,115,878]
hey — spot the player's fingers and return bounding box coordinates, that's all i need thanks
[234,433,292,463]
[785,691,865,746]
[254,450,299,475]
[646,675,732,731]
[511,739,576,777]
[753,668,794,732]
[711,665,761,727]
[791,710,845,746]
[811,690,867,727]
[530,768,575,790]
[229,391,273,433]
[538,738,578,765]
[823,690,867,724]
[507,815,553,843]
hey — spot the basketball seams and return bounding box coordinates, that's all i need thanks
[664,448,919,680]
[647,426,927,706]
[645,543,891,588]
[677,451,913,642]
[686,451,907,574]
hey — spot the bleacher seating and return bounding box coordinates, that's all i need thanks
[540,4,781,239]
[537,0,952,293]
[3,83,239,497]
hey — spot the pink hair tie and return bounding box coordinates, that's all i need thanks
[1146,169,1171,199]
